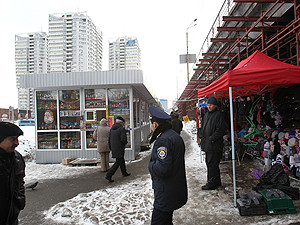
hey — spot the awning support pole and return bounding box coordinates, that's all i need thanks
[229,86,237,207]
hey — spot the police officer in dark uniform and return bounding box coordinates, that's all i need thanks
[148,106,187,225]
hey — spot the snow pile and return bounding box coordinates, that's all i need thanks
[16,126,36,161]
[24,162,99,183]
[45,176,153,225]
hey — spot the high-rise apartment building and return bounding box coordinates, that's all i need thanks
[109,37,141,70]
[15,32,48,117]
[48,12,103,73]
[15,12,103,117]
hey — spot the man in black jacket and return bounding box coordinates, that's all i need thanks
[148,106,187,225]
[105,116,130,182]
[198,96,225,190]
[0,122,25,225]
[171,112,183,135]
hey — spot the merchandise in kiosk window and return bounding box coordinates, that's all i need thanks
[36,91,58,130]
[108,88,131,147]
[59,90,81,129]
[60,131,81,149]
[37,132,58,149]
[85,89,106,108]
[85,109,106,149]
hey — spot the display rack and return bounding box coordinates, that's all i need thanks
[60,132,81,149]
[86,131,97,148]
[36,91,58,130]
[59,90,81,129]
[37,132,58,149]
[85,89,106,109]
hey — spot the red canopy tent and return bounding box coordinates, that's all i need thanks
[198,50,300,98]
[197,50,300,207]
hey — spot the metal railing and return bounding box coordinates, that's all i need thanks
[192,0,236,74]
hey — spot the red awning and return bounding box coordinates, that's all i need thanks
[198,50,300,97]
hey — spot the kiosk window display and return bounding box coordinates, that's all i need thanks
[85,89,106,108]
[108,88,131,147]
[60,131,81,149]
[36,91,58,130]
[133,96,140,127]
[59,90,81,129]
[37,132,58,149]
[84,88,107,149]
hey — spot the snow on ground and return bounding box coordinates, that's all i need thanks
[17,122,300,224]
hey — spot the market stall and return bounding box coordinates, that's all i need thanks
[20,70,157,163]
[198,50,300,207]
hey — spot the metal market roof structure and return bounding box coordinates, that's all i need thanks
[176,0,300,119]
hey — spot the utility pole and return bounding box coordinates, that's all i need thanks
[186,18,197,83]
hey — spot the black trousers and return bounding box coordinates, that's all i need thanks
[106,157,127,177]
[151,207,174,225]
[205,151,222,185]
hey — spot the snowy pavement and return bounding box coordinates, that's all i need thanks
[17,122,300,224]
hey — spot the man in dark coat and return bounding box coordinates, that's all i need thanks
[0,122,26,225]
[105,116,130,182]
[198,96,225,190]
[171,112,183,135]
[148,106,187,225]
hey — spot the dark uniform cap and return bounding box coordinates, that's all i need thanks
[0,122,23,137]
[148,106,171,120]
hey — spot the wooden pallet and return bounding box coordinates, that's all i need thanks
[68,159,101,167]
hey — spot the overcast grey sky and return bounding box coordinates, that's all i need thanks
[0,0,224,109]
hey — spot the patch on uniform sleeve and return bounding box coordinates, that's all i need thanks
[157,146,167,159]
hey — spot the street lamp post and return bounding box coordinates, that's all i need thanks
[186,18,197,83]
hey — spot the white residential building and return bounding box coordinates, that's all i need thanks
[15,32,48,117]
[109,37,141,70]
[48,12,103,73]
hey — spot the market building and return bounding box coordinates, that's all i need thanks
[175,0,300,208]
[20,70,157,163]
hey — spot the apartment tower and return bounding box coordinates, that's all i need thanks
[48,12,103,72]
[109,36,141,70]
[15,32,48,117]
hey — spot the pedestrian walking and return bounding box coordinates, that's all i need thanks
[105,116,130,182]
[93,118,111,172]
[171,111,183,135]
[148,106,188,225]
[198,96,226,190]
[0,122,26,225]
